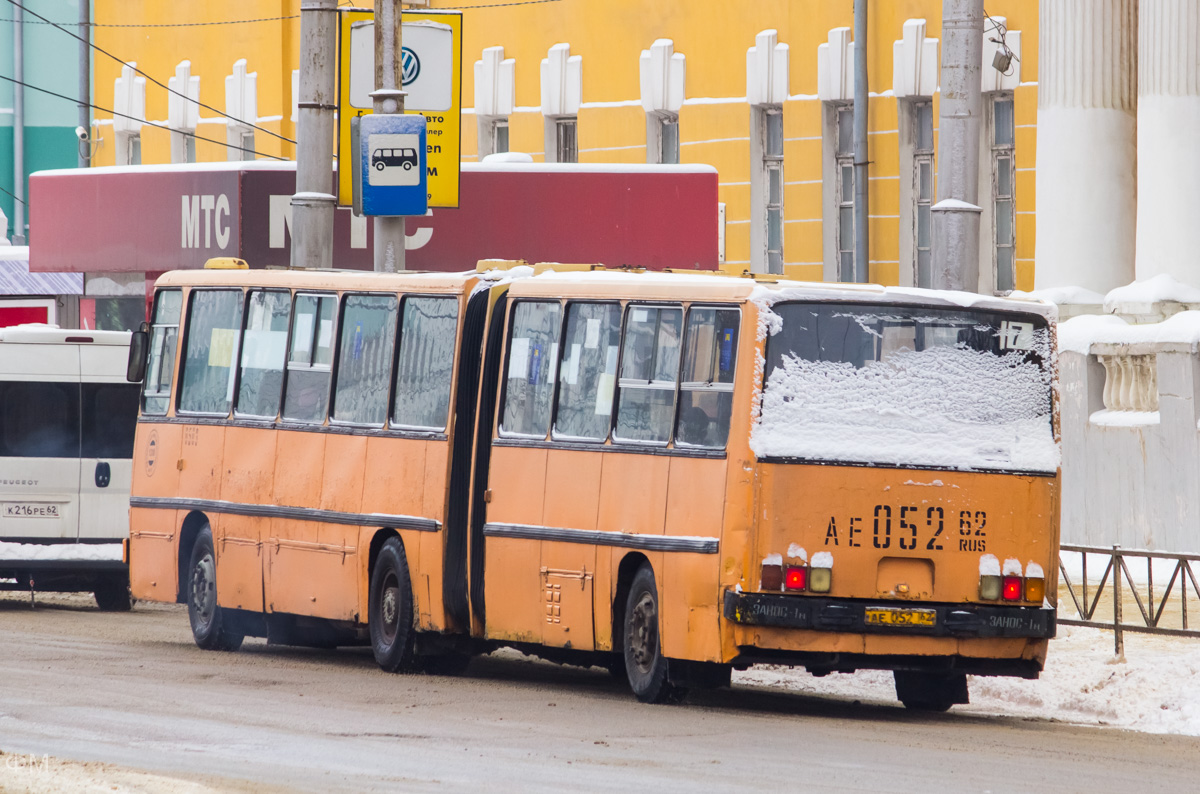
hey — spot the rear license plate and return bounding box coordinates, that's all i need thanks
[4,503,61,519]
[864,607,936,627]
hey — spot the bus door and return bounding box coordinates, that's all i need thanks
[0,345,82,541]
[78,346,140,542]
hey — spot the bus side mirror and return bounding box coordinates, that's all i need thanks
[127,323,149,383]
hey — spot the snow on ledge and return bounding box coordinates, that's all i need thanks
[1010,285,1105,306]
[1058,311,1200,355]
[1104,274,1200,313]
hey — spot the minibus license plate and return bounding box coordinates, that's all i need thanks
[864,607,936,627]
[4,503,60,518]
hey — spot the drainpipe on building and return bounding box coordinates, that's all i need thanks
[78,0,90,168]
[852,0,870,283]
[12,3,26,245]
[931,0,984,292]
[372,0,406,273]
[291,0,338,270]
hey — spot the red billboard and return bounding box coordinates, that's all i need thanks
[29,161,719,274]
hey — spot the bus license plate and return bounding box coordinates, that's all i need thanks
[864,607,936,627]
[4,503,61,519]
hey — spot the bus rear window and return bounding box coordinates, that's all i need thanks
[754,302,1057,473]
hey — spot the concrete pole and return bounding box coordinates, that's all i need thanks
[852,0,870,283]
[12,3,26,245]
[930,0,984,292]
[372,0,406,272]
[290,0,338,270]
[78,0,90,168]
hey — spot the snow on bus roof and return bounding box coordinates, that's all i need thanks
[155,268,477,289]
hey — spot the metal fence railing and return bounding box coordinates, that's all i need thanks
[1058,544,1200,656]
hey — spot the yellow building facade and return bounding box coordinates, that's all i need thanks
[91,1,1037,290]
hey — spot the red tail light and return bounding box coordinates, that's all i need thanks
[1002,576,1022,601]
[784,565,807,591]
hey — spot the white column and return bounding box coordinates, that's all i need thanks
[1136,0,1200,285]
[1034,0,1137,292]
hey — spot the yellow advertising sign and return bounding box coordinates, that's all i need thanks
[338,9,462,208]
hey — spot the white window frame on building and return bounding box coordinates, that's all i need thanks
[225,59,258,163]
[550,117,578,163]
[541,43,582,164]
[748,29,789,275]
[640,39,686,165]
[757,108,785,273]
[990,94,1016,292]
[238,129,256,162]
[168,60,200,165]
[475,46,515,160]
[833,104,855,282]
[898,99,935,288]
[113,62,145,167]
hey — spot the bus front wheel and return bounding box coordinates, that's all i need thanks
[623,564,686,704]
[186,527,244,652]
[893,670,969,712]
[369,537,416,673]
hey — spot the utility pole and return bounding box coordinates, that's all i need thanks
[78,0,89,168]
[12,2,25,245]
[852,0,869,283]
[291,0,338,270]
[931,0,984,292]
[372,0,406,272]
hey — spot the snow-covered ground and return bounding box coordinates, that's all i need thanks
[737,621,1200,736]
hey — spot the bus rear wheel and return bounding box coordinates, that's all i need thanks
[893,670,969,712]
[93,575,133,612]
[623,564,686,704]
[369,537,416,673]
[187,527,244,652]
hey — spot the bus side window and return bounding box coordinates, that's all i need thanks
[553,301,621,442]
[392,296,458,430]
[282,293,337,424]
[178,289,244,415]
[614,305,683,444]
[332,294,398,426]
[236,290,291,419]
[143,289,182,416]
[500,301,562,438]
[676,307,739,449]
[0,381,80,458]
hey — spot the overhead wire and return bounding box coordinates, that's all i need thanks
[0,183,27,206]
[0,73,287,161]
[3,0,296,145]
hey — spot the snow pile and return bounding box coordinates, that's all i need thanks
[0,541,122,561]
[1010,285,1106,306]
[736,624,1200,736]
[1057,310,1200,354]
[1103,273,1200,313]
[786,544,807,562]
[751,344,1058,473]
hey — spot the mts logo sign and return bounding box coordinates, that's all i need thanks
[181,194,233,250]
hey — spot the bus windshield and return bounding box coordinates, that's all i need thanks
[753,301,1057,474]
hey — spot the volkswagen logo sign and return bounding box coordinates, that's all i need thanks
[401,47,420,86]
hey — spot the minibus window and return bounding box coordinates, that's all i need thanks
[143,289,182,415]
[333,294,398,426]
[500,301,562,438]
[614,305,682,444]
[82,383,139,458]
[282,294,337,424]
[178,290,244,415]
[0,382,80,458]
[393,297,458,430]
[553,302,621,442]
[236,290,291,419]
[676,307,739,449]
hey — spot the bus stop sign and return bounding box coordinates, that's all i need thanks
[359,114,428,217]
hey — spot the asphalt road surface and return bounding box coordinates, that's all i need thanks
[0,592,1197,793]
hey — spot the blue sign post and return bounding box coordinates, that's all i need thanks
[359,113,428,217]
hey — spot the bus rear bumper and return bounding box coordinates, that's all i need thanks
[723,590,1056,640]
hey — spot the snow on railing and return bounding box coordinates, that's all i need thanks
[1058,544,1200,658]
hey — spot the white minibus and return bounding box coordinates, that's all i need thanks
[0,326,138,610]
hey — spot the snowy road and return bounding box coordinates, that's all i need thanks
[0,593,1198,793]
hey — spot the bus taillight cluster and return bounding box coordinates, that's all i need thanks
[978,555,1045,603]
[761,550,832,594]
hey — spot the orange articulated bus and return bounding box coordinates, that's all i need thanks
[127,260,1059,710]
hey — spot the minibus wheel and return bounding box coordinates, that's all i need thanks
[186,526,244,652]
[623,564,686,704]
[893,670,969,712]
[93,575,133,612]
[369,537,416,672]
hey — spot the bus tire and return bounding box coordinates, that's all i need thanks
[894,670,969,712]
[369,537,416,673]
[186,527,244,652]
[93,575,133,612]
[623,564,686,704]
